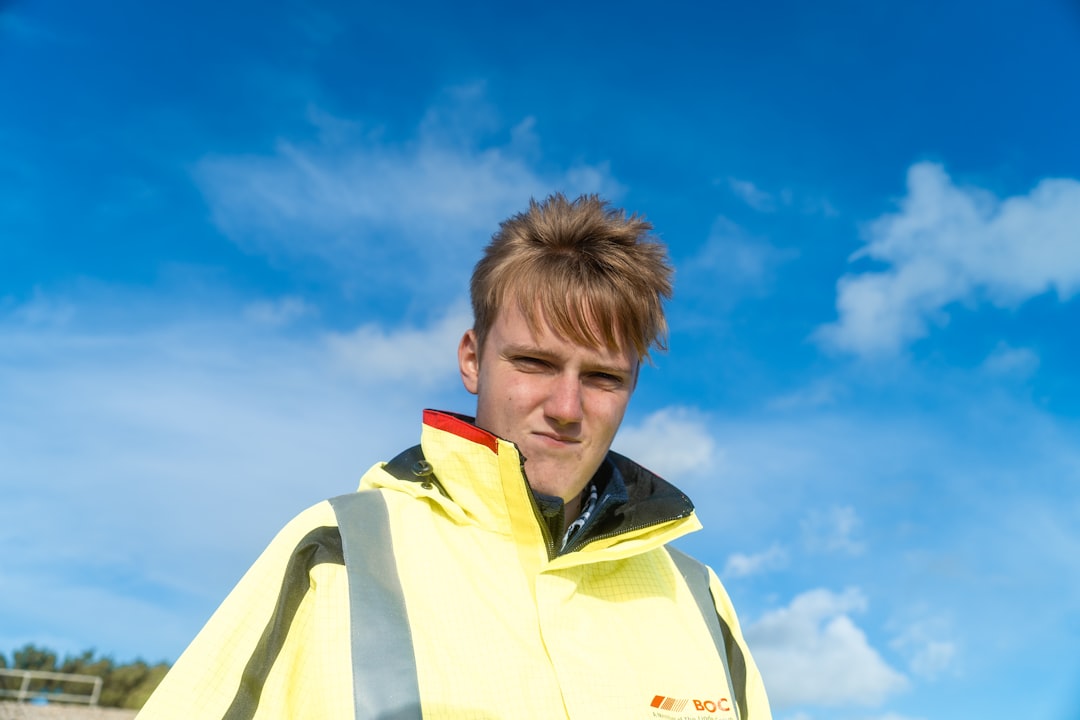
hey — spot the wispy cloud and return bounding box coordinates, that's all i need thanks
[0,6,58,44]
[324,302,472,386]
[677,216,797,313]
[728,177,779,212]
[887,611,957,680]
[816,162,1080,357]
[776,713,925,720]
[242,296,317,327]
[723,544,788,578]
[724,177,836,217]
[612,406,718,480]
[978,342,1039,379]
[195,84,623,305]
[766,379,845,411]
[801,505,865,556]
[0,289,474,659]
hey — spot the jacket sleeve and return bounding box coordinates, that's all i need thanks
[136,501,353,720]
[708,568,773,720]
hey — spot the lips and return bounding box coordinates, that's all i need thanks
[533,431,581,447]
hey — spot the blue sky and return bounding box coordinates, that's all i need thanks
[3,1,1080,718]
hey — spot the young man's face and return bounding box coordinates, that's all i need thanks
[458,302,638,509]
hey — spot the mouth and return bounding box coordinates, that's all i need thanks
[533,431,581,447]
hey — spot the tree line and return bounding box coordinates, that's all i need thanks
[0,644,169,709]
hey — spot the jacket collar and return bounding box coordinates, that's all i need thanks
[395,409,701,561]
[417,409,531,538]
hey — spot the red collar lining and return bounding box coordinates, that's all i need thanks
[422,409,499,453]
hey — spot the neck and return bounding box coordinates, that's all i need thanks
[560,490,584,534]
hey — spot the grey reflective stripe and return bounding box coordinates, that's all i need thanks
[668,547,746,720]
[329,491,422,720]
[222,527,344,720]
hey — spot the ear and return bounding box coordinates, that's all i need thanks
[458,329,480,395]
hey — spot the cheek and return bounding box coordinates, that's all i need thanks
[588,394,631,433]
[478,373,535,424]
[500,374,545,405]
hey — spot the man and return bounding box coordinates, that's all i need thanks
[137,194,771,719]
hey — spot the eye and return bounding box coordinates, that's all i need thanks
[511,355,552,372]
[588,372,626,389]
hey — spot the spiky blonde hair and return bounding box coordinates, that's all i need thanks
[470,193,673,360]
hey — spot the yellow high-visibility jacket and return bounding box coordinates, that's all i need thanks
[138,410,771,720]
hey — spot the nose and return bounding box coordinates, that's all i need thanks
[545,373,584,426]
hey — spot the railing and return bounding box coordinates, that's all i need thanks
[0,668,102,705]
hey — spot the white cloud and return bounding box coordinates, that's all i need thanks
[612,406,718,480]
[194,85,623,304]
[723,543,788,578]
[746,588,909,708]
[802,505,865,556]
[816,162,1080,357]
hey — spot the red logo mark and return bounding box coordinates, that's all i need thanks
[651,695,689,711]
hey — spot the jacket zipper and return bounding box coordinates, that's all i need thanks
[520,462,559,561]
